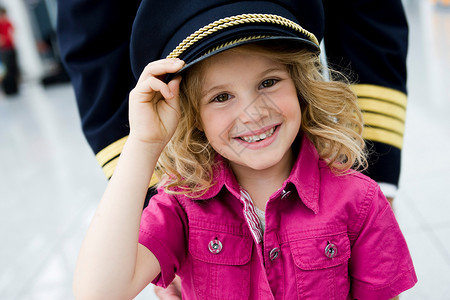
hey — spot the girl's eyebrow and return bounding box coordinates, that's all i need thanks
[202,84,229,99]
[260,66,286,75]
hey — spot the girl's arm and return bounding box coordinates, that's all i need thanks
[73,59,184,300]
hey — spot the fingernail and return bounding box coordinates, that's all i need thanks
[174,59,184,66]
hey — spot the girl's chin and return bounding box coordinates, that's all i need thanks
[230,154,284,171]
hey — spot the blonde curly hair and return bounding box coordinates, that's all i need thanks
[156,42,367,197]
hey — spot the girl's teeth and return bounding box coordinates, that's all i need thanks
[241,127,275,143]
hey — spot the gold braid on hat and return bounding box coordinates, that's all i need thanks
[166,13,319,59]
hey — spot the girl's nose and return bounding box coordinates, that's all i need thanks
[238,92,271,124]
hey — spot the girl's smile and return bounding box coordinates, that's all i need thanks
[234,123,278,142]
[233,124,280,149]
[199,49,301,175]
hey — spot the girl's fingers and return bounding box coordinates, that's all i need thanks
[132,76,172,101]
[128,62,183,143]
[132,59,184,102]
[167,75,182,99]
[165,76,182,113]
[137,58,184,84]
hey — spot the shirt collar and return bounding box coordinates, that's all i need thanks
[285,135,320,214]
[184,135,321,214]
[177,156,241,201]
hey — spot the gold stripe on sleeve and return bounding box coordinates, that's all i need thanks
[101,155,159,187]
[102,156,119,179]
[149,173,159,187]
[351,84,407,109]
[98,137,160,187]
[362,112,405,136]
[357,98,406,122]
[96,136,128,167]
[363,127,403,149]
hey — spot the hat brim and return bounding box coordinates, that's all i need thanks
[165,35,319,82]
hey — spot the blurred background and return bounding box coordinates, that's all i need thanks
[0,0,449,299]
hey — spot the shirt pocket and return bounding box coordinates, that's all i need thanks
[188,225,253,300]
[289,230,351,300]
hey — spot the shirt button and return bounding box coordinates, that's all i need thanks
[269,247,280,261]
[281,189,291,199]
[208,238,223,254]
[325,241,337,259]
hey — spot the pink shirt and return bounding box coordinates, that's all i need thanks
[139,136,417,299]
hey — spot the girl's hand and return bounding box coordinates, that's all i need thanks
[128,58,184,148]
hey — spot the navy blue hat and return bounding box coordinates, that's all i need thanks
[130,0,324,80]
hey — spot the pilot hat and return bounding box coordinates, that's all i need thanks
[130,0,324,80]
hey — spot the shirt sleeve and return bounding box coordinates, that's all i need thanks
[323,0,408,188]
[138,191,188,288]
[349,184,417,299]
[57,0,140,179]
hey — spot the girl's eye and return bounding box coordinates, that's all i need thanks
[260,79,278,89]
[212,93,231,103]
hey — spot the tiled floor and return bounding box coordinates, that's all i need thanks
[1,0,449,299]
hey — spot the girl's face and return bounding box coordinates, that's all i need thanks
[198,49,301,174]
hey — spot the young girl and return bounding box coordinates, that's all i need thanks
[73,2,417,299]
